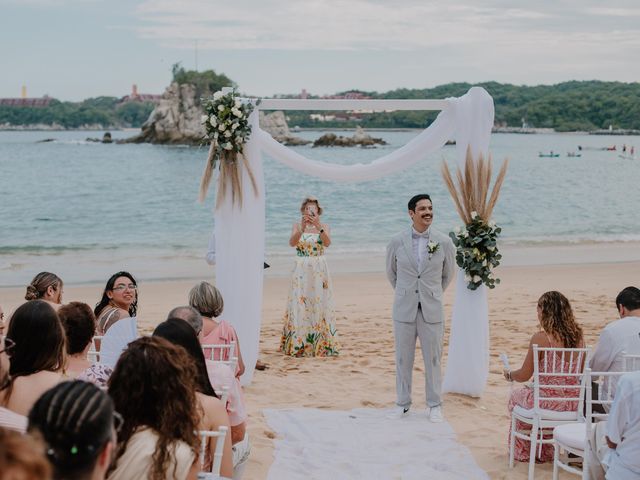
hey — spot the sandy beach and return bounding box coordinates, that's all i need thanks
[1,257,637,479]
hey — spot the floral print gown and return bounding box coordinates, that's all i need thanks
[280,233,339,357]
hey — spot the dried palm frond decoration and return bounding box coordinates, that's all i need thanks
[199,89,259,208]
[441,148,509,290]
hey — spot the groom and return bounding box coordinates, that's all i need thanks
[386,194,455,422]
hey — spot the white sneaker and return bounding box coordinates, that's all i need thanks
[386,406,410,419]
[428,406,444,423]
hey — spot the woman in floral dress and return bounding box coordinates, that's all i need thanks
[503,291,585,462]
[280,197,339,357]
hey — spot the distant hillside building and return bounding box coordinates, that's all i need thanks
[0,96,52,107]
[120,84,162,104]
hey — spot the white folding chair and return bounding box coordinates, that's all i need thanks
[509,345,589,480]
[552,369,625,479]
[197,426,229,478]
[87,335,103,363]
[622,353,640,371]
[202,343,238,373]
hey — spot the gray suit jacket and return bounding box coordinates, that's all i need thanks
[386,227,456,324]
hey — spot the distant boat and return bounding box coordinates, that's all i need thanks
[606,146,617,151]
[567,152,582,158]
[539,152,560,158]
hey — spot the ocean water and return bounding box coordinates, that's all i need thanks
[1,129,639,285]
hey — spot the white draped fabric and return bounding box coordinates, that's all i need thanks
[215,87,493,394]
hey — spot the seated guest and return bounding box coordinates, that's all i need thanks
[503,291,585,463]
[93,271,138,335]
[0,333,27,432]
[0,427,51,480]
[0,301,65,416]
[107,337,201,480]
[189,282,245,377]
[28,381,117,480]
[604,370,640,479]
[25,272,64,311]
[153,319,234,478]
[168,307,248,444]
[590,286,640,399]
[58,302,112,388]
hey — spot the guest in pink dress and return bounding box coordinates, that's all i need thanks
[503,291,585,462]
[189,282,245,378]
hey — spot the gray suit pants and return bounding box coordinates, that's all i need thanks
[394,306,443,408]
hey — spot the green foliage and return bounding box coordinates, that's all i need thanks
[0,97,155,129]
[286,80,640,130]
[171,63,236,103]
[449,216,502,291]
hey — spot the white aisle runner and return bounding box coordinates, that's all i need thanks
[264,408,488,480]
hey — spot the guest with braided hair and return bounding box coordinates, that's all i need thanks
[107,337,200,480]
[27,380,117,480]
[0,300,65,417]
[24,272,64,311]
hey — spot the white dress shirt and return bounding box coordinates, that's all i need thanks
[605,370,640,479]
[589,316,640,398]
[411,227,430,269]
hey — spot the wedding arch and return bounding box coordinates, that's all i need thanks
[213,87,494,397]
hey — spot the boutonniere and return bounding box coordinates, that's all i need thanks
[427,241,440,259]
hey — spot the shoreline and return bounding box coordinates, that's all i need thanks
[2,240,639,287]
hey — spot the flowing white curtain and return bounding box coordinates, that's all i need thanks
[215,87,494,394]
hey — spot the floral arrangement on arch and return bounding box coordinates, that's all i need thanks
[198,88,259,207]
[441,149,509,291]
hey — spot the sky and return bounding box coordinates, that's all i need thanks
[1,0,640,101]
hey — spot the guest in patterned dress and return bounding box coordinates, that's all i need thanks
[503,291,585,462]
[280,196,339,357]
[58,302,112,388]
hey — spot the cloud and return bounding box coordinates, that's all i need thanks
[130,0,640,62]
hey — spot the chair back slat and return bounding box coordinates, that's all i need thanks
[197,426,229,475]
[584,369,628,440]
[87,335,103,363]
[202,343,238,373]
[623,353,640,372]
[532,345,590,412]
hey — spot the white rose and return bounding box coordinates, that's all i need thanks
[471,211,478,220]
[463,230,469,238]
[488,272,494,279]
[213,91,224,100]
[464,274,472,282]
[234,99,242,108]
[232,108,242,117]
[472,275,481,283]
[201,115,208,124]
[223,142,233,150]
[209,117,217,127]
[489,220,496,228]
[224,130,232,138]
[487,246,495,252]
[218,123,226,132]
[482,259,487,267]
[217,105,225,112]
